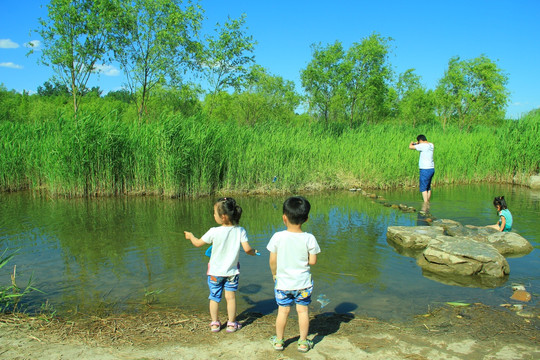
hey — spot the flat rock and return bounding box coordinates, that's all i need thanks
[386,226,445,250]
[417,236,510,278]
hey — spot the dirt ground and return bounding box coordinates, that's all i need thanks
[0,303,538,360]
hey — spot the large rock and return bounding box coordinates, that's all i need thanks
[417,236,510,278]
[529,175,540,189]
[386,226,445,249]
[483,231,533,256]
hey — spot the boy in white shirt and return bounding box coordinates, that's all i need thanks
[266,196,321,353]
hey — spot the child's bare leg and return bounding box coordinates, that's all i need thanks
[276,305,291,339]
[296,304,309,341]
[224,290,237,323]
[209,300,219,323]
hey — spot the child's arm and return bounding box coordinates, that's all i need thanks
[241,241,259,256]
[184,231,206,247]
[498,215,506,232]
[269,252,277,281]
[308,253,317,265]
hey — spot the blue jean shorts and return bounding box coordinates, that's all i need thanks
[274,285,313,307]
[207,275,239,302]
[419,168,435,192]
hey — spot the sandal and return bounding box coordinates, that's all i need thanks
[209,320,221,332]
[297,339,313,353]
[269,336,284,351]
[226,321,242,333]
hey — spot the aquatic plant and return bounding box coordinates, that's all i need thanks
[0,110,538,197]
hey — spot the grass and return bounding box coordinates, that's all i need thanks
[0,111,538,197]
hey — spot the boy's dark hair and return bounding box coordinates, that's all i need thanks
[283,196,311,225]
[493,196,508,210]
[417,134,427,142]
[216,197,242,225]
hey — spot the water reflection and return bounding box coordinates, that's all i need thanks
[0,184,538,321]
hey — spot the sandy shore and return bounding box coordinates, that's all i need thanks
[0,303,538,359]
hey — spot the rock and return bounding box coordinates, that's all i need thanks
[510,290,532,302]
[416,236,510,278]
[529,175,540,189]
[482,232,534,256]
[386,226,445,250]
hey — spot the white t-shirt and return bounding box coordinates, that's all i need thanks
[266,230,321,291]
[201,226,248,276]
[415,142,434,169]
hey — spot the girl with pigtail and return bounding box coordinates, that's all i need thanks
[487,196,513,232]
[185,197,259,333]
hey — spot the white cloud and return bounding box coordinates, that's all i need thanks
[93,63,120,76]
[0,39,19,48]
[24,40,42,51]
[0,62,23,69]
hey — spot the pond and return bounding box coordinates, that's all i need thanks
[1,184,538,321]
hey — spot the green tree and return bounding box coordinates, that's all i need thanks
[31,0,120,114]
[396,69,434,127]
[114,0,203,122]
[435,55,509,130]
[234,65,301,124]
[343,33,393,125]
[300,41,345,123]
[202,14,256,115]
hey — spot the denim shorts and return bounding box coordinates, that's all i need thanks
[419,168,435,192]
[207,274,239,303]
[274,285,313,307]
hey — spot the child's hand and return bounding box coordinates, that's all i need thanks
[184,231,193,240]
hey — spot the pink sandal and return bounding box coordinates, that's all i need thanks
[210,320,221,332]
[226,321,242,333]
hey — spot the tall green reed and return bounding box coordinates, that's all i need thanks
[0,111,538,197]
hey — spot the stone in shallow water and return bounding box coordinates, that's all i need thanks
[510,290,532,302]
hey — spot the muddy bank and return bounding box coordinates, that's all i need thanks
[1,304,538,359]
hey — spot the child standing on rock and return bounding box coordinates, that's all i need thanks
[185,197,258,333]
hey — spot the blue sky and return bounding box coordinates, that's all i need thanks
[1,0,539,118]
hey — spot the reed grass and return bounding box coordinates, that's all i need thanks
[0,111,538,197]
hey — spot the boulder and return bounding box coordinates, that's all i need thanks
[386,226,445,250]
[483,232,534,256]
[417,236,510,278]
[529,175,540,189]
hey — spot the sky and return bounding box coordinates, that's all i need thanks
[1,0,539,118]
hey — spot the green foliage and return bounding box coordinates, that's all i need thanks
[435,55,509,131]
[0,249,40,313]
[113,0,204,122]
[32,0,121,114]
[1,110,538,197]
[300,33,394,126]
[202,13,256,115]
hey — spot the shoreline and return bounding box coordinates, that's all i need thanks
[1,303,538,359]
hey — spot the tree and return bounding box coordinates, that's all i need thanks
[36,81,70,97]
[396,69,434,127]
[113,0,203,122]
[235,65,301,124]
[31,0,120,114]
[435,55,509,130]
[342,33,393,125]
[202,14,256,115]
[300,41,345,123]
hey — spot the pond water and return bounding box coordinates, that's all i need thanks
[1,184,538,321]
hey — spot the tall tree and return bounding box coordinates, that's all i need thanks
[343,33,393,125]
[201,14,256,115]
[396,69,434,127]
[300,41,345,123]
[31,0,119,114]
[113,0,203,122]
[435,55,509,130]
